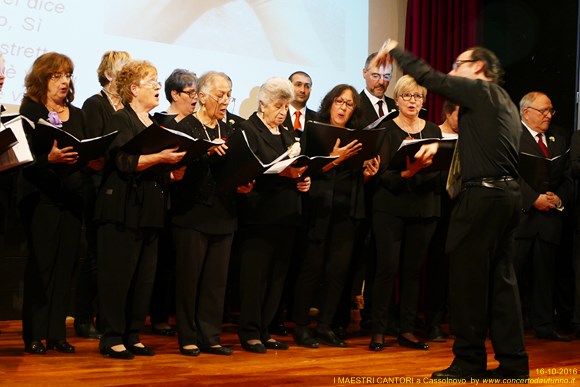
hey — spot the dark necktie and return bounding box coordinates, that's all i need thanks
[537,133,549,158]
[293,110,302,130]
[377,100,385,117]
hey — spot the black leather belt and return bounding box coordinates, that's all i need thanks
[462,176,515,190]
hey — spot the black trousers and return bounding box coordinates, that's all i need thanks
[97,223,158,348]
[20,193,82,343]
[514,236,558,334]
[293,211,358,327]
[371,213,437,334]
[174,227,233,348]
[447,182,528,374]
[238,224,295,343]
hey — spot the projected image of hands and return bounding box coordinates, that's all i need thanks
[105,0,346,69]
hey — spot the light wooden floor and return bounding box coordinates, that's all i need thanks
[0,317,578,387]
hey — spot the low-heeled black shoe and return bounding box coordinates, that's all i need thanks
[151,326,176,337]
[427,326,446,342]
[535,330,572,342]
[432,365,485,380]
[74,322,102,339]
[397,334,429,350]
[369,334,384,352]
[294,327,319,348]
[241,341,267,354]
[100,347,135,360]
[25,341,47,355]
[201,346,233,355]
[47,340,75,353]
[180,346,201,356]
[127,344,155,356]
[264,340,289,350]
[313,328,347,347]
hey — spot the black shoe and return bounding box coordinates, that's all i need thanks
[180,346,201,356]
[264,340,289,350]
[24,341,47,355]
[432,365,485,380]
[397,334,429,350]
[427,326,446,342]
[369,334,384,352]
[268,322,288,336]
[334,326,349,340]
[74,322,102,339]
[46,340,75,353]
[484,367,529,382]
[151,326,176,337]
[200,346,233,356]
[241,341,267,354]
[535,330,572,342]
[294,326,319,348]
[127,344,155,356]
[313,327,347,347]
[100,346,135,360]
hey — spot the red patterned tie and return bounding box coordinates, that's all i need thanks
[293,111,302,130]
[537,133,549,158]
[377,100,385,117]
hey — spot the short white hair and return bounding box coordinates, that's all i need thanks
[258,77,294,108]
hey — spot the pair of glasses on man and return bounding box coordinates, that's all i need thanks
[369,72,392,82]
[527,106,556,117]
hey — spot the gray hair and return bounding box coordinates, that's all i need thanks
[519,91,546,116]
[258,77,294,109]
[197,71,231,96]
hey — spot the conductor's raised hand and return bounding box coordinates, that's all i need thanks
[158,146,187,164]
[371,39,399,71]
[48,139,78,164]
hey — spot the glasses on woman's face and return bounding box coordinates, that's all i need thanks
[142,80,162,89]
[49,73,73,81]
[208,93,235,105]
[334,98,354,109]
[399,93,424,101]
[179,89,197,98]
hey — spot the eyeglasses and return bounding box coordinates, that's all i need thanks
[179,90,197,98]
[368,72,392,82]
[49,73,73,81]
[527,106,556,117]
[208,94,235,105]
[399,93,424,101]
[451,59,476,71]
[334,98,354,109]
[142,80,162,89]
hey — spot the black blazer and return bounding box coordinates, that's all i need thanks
[515,126,572,244]
[283,107,317,138]
[359,91,396,129]
[170,115,237,234]
[94,105,168,229]
[236,112,302,226]
[373,120,442,218]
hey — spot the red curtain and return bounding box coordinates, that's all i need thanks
[405,0,482,123]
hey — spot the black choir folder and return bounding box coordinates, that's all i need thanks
[33,119,119,170]
[0,115,34,172]
[387,137,457,173]
[214,129,336,194]
[0,127,18,154]
[518,150,569,193]
[302,121,387,168]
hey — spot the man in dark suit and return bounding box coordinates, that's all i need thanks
[514,91,572,342]
[359,52,397,128]
[283,71,317,137]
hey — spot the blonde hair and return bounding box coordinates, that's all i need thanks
[393,75,427,99]
[97,51,131,87]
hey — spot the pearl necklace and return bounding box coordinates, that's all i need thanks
[194,112,221,140]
